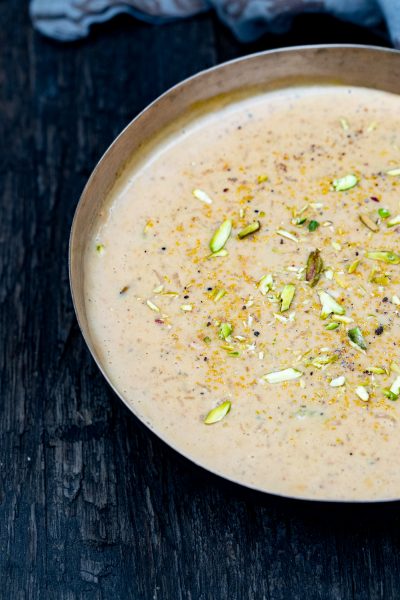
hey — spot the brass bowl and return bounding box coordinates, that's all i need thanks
[69,45,400,501]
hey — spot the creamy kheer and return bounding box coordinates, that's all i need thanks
[84,85,400,501]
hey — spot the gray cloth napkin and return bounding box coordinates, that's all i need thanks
[30,0,400,46]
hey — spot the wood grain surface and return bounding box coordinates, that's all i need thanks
[0,2,398,598]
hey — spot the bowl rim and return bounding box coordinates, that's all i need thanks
[69,43,400,504]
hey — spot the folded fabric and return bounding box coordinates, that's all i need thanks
[30,0,400,47]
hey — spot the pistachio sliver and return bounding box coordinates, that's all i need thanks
[308,220,320,232]
[258,274,273,295]
[306,354,338,369]
[383,389,398,401]
[333,174,359,191]
[355,386,369,402]
[96,243,105,255]
[367,366,387,375]
[330,375,345,387]
[193,188,212,204]
[204,401,231,424]
[325,322,340,331]
[348,259,360,274]
[280,284,296,312]
[334,314,354,324]
[211,288,226,303]
[276,229,298,243]
[359,214,379,232]
[262,368,302,384]
[180,304,193,312]
[318,291,345,319]
[238,221,260,239]
[209,219,232,253]
[146,300,160,312]
[306,249,323,287]
[219,322,232,340]
[387,214,400,227]
[390,375,400,396]
[348,326,367,351]
[386,168,400,176]
[366,250,400,264]
[378,207,391,219]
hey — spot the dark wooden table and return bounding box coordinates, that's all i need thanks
[1,2,399,598]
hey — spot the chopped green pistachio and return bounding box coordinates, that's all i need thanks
[367,367,387,375]
[383,388,398,401]
[339,117,349,131]
[355,386,369,402]
[348,326,367,351]
[280,284,296,312]
[387,214,400,227]
[153,284,164,294]
[203,336,211,344]
[192,188,212,204]
[330,375,345,387]
[204,401,231,424]
[390,375,400,396]
[306,249,324,287]
[207,249,228,259]
[369,270,390,285]
[238,221,260,239]
[325,322,340,331]
[211,288,226,303]
[331,241,342,251]
[276,229,298,243]
[146,300,160,312]
[258,274,273,295]
[348,259,360,274]
[359,214,379,232]
[378,207,391,219]
[257,175,268,183]
[318,291,345,319]
[219,322,232,340]
[366,251,400,264]
[259,211,266,218]
[308,220,320,232]
[161,291,179,297]
[180,304,193,312]
[209,219,232,253]
[96,243,105,255]
[306,354,338,369]
[386,167,400,176]
[227,350,240,357]
[292,216,307,226]
[262,367,303,384]
[334,314,354,324]
[333,174,359,191]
